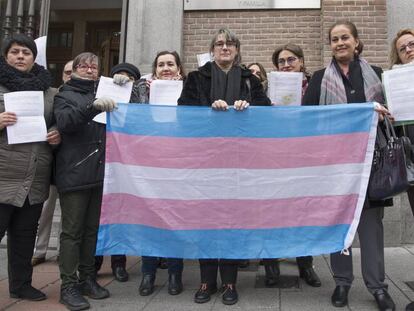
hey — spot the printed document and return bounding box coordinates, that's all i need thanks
[93,76,133,124]
[383,65,414,123]
[268,71,303,106]
[4,91,47,144]
[149,80,182,106]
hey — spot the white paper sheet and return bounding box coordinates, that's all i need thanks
[93,76,133,124]
[197,53,212,67]
[383,65,414,122]
[149,80,182,106]
[149,80,182,123]
[34,36,47,68]
[268,71,303,106]
[4,91,47,144]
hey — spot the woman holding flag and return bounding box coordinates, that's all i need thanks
[138,51,186,298]
[303,21,395,311]
[178,27,270,305]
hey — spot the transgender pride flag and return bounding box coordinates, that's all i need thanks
[96,103,378,259]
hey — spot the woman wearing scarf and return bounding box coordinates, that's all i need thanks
[178,28,270,306]
[54,52,116,311]
[0,34,60,301]
[303,21,395,311]
[389,28,414,311]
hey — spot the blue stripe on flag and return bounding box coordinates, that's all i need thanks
[96,224,349,259]
[108,103,375,138]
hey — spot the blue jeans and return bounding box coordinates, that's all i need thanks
[141,256,183,275]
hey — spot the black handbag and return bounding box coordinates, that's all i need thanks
[367,116,414,200]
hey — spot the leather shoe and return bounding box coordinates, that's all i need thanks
[10,285,46,301]
[113,266,129,282]
[222,284,238,305]
[168,273,183,295]
[406,301,414,311]
[299,267,322,287]
[31,256,46,266]
[238,260,250,269]
[79,276,110,299]
[264,261,280,287]
[194,283,217,303]
[331,285,350,307]
[139,274,155,296]
[373,290,395,311]
[60,285,90,311]
[158,257,168,269]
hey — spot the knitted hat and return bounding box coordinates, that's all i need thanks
[110,63,141,80]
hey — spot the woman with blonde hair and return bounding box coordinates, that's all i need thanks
[389,28,414,311]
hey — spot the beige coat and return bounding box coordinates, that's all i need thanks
[0,85,57,207]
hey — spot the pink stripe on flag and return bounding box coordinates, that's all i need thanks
[100,193,357,230]
[105,132,368,169]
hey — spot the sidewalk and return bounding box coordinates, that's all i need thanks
[1,247,414,311]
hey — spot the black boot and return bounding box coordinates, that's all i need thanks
[168,273,183,295]
[10,285,46,301]
[373,290,395,311]
[264,260,280,287]
[331,285,350,307]
[222,284,238,305]
[113,266,129,282]
[139,274,155,296]
[79,276,110,299]
[158,257,168,269]
[60,285,90,311]
[194,283,218,303]
[299,267,321,287]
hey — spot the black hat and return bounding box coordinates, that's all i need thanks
[2,33,37,58]
[110,63,141,80]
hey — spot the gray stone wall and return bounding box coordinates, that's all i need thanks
[125,0,183,75]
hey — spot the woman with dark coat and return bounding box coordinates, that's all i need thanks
[54,52,116,311]
[0,33,60,301]
[258,43,321,289]
[178,27,270,306]
[389,28,414,311]
[303,21,395,311]
[138,51,186,298]
[94,62,142,283]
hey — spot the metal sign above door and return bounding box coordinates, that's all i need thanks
[183,0,321,10]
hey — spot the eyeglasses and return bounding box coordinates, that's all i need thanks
[63,70,72,75]
[214,41,236,49]
[398,41,414,54]
[277,56,298,66]
[77,64,98,71]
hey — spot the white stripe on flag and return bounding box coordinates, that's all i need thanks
[104,162,365,200]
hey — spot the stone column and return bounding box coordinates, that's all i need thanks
[125,0,183,75]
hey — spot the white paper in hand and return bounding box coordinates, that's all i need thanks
[4,91,47,144]
[93,76,133,124]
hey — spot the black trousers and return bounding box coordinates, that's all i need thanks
[95,255,126,271]
[263,256,313,269]
[0,199,43,293]
[199,259,239,286]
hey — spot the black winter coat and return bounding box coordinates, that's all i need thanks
[303,58,392,208]
[178,62,270,106]
[53,77,106,193]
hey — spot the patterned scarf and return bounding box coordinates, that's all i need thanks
[319,57,384,105]
[0,56,52,91]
